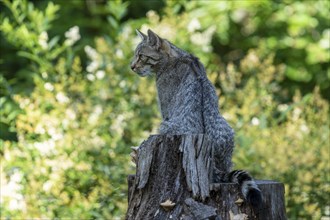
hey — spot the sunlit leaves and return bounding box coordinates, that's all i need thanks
[0,0,329,219]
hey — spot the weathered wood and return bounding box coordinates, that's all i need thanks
[184,198,218,219]
[126,135,286,220]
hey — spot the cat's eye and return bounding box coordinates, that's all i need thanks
[139,54,147,61]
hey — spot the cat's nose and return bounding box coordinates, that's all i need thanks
[130,63,136,71]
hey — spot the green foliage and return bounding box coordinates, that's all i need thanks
[0,0,329,219]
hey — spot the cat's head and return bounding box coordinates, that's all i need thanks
[130,29,178,76]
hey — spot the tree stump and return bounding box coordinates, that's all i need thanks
[126,135,286,220]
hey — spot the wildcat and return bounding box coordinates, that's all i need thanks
[130,29,262,208]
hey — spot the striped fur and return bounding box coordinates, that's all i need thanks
[226,170,262,207]
[131,29,262,207]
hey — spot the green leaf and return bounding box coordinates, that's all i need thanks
[48,35,60,50]
[285,66,312,82]
[45,1,60,22]
[107,16,119,29]
[17,51,50,68]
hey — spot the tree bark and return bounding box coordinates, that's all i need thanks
[126,135,286,220]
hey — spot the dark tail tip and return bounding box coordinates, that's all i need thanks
[246,188,263,210]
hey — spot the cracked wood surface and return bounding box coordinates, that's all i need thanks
[126,135,286,220]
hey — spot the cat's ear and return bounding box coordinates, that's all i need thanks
[136,29,147,41]
[161,40,178,57]
[147,29,178,57]
[147,29,161,49]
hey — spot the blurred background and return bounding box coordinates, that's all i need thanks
[0,0,329,219]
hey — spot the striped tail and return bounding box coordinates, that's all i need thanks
[224,170,263,208]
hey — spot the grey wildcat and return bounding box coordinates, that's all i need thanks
[131,29,262,208]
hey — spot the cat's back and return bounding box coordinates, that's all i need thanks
[156,59,203,120]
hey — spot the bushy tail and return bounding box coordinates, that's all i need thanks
[226,170,262,208]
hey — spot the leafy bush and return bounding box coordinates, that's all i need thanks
[0,0,329,219]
